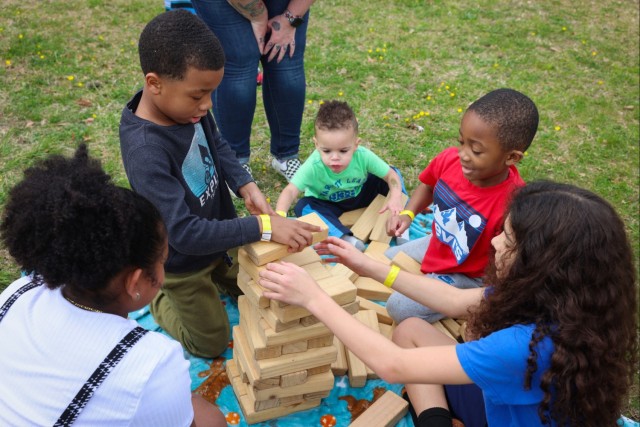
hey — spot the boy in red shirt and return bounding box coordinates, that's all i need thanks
[386,88,539,323]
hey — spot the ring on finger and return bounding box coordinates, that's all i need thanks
[275,44,281,50]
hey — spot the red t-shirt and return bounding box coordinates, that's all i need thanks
[420,147,524,277]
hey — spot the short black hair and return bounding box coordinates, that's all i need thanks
[138,9,224,80]
[467,88,539,152]
[315,100,359,134]
[1,145,166,300]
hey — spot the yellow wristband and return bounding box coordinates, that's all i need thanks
[276,210,287,217]
[399,209,415,221]
[383,265,400,288]
[259,214,272,241]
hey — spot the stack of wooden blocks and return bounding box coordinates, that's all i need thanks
[227,191,442,425]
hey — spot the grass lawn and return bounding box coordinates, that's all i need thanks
[1,0,638,419]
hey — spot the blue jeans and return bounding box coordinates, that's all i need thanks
[191,0,308,162]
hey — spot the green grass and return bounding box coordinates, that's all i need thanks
[1,0,638,418]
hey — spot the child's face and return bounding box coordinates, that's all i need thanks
[314,127,359,174]
[491,216,516,278]
[149,66,223,126]
[457,111,517,187]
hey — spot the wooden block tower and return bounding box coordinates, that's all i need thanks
[227,212,360,424]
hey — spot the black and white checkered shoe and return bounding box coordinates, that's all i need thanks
[271,157,301,182]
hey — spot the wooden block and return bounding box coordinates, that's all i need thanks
[348,391,408,427]
[241,212,329,266]
[259,318,331,347]
[364,241,391,265]
[306,364,331,376]
[356,296,393,325]
[279,370,308,388]
[391,251,423,275]
[433,320,457,342]
[378,322,395,340]
[254,397,280,411]
[282,340,308,355]
[235,326,337,381]
[238,248,267,285]
[238,297,282,360]
[350,194,387,241]
[226,359,248,397]
[459,320,468,342]
[354,276,393,301]
[270,275,357,323]
[258,304,300,332]
[354,310,380,380]
[330,262,359,282]
[301,300,359,326]
[307,334,334,349]
[281,245,322,266]
[339,207,366,227]
[303,390,332,400]
[279,395,305,406]
[237,275,270,309]
[237,392,321,425]
[440,318,462,341]
[369,193,409,244]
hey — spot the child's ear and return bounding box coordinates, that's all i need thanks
[313,136,318,148]
[354,136,361,147]
[505,150,524,166]
[123,268,144,300]
[144,72,162,95]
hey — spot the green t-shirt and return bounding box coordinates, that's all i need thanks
[291,146,390,202]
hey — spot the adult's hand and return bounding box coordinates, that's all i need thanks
[238,182,275,215]
[314,236,377,276]
[270,215,320,252]
[251,19,268,55]
[264,15,296,63]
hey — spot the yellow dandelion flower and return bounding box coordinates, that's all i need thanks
[438,88,442,92]
[383,43,387,48]
[384,123,390,127]
[591,51,597,56]
[597,80,604,85]
[307,100,313,104]
[338,91,343,96]
[383,115,389,120]
[99,35,104,41]
[5,59,11,66]
[419,111,425,116]
[120,48,124,52]
[404,118,410,122]
[368,49,372,53]
[369,28,373,32]
[382,48,386,53]
[493,63,499,68]
[445,85,450,90]
[531,32,536,36]
[67,75,75,81]
[554,126,561,131]
[457,108,463,113]
[130,41,135,46]
[378,56,383,60]
[266,197,271,203]
[92,114,97,119]
[581,40,586,45]
[426,95,431,101]
[319,100,324,105]
[77,82,84,87]
[18,34,24,39]
[375,48,380,52]
[562,26,567,31]
[440,82,445,86]
[450,93,455,97]
[425,112,430,116]
[524,151,529,157]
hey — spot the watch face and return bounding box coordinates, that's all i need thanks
[289,16,304,27]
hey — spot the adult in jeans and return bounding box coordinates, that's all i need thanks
[191,0,315,181]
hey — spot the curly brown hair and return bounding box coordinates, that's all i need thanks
[468,181,637,426]
[314,100,359,134]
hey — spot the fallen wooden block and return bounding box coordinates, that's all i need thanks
[348,391,408,427]
[339,207,366,227]
[391,251,423,275]
[242,212,329,266]
[354,276,393,301]
[364,241,391,265]
[369,193,409,244]
[350,194,387,241]
[356,296,393,325]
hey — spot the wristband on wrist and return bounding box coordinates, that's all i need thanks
[259,214,272,241]
[276,210,287,217]
[383,265,400,288]
[399,209,415,221]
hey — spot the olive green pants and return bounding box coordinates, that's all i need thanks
[150,249,241,358]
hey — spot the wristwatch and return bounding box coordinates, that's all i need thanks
[283,9,304,27]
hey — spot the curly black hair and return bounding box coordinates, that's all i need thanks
[315,100,359,134]
[467,88,539,152]
[469,181,637,426]
[1,145,166,303]
[138,9,224,80]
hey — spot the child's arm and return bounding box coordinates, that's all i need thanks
[259,259,472,385]
[275,183,301,217]
[238,182,275,215]
[378,167,404,216]
[386,182,434,237]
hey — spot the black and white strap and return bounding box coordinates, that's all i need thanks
[0,280,149,426]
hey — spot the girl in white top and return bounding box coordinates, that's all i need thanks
[0,145,225,426]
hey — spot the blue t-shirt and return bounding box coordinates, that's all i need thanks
[456,324,555,426]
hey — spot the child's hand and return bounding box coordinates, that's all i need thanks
[386,214,412,237]
[239,182,275,215]
[259,261,323,308]
[271,215,321,252]
[379,199,403,217]
[314,236,373,276]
